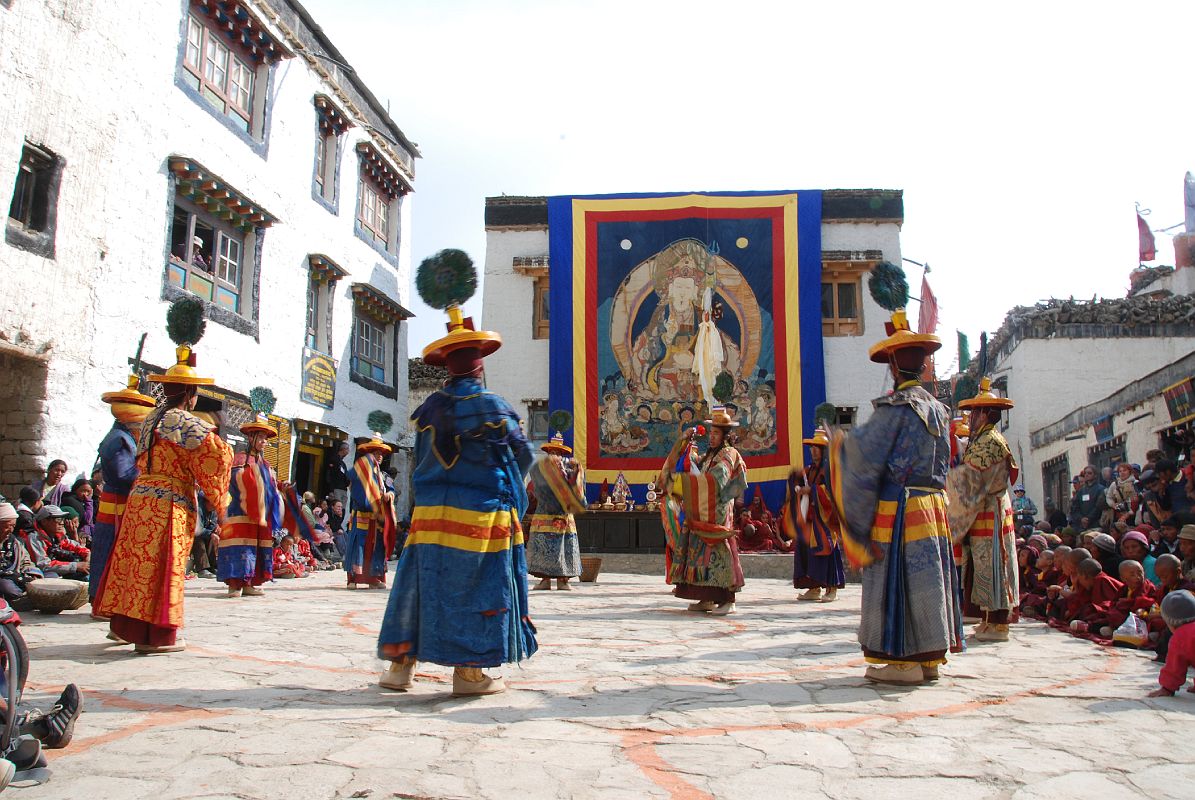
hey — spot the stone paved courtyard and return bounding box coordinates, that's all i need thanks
[12,569,1195,799]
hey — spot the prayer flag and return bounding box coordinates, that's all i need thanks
[916,275,938,334]
[1138,213,1156,262]
[957,331,971,371]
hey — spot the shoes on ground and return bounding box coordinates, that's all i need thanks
[242,585,265,596]
[556,580,572,591]
[797,588,822,601]
[975,624,1010,642]
[864,663,925,685]
[687,601,716,612]
[135,639,186,654]
[452,669,505,697]
[818,588,838,603]
[532,579,552,591]
[379,660,414,690]
[225,587,242,598]
[710,602,736,616]
[922,664,940,680]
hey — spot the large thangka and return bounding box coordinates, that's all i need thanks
[547,192,826,505]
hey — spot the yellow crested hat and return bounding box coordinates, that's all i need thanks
[542,431,572,455]
[422,305,502,367]
[148,344,214,386]
[704,406,739,428]
[958,376,1014,410]
[101,374,156,408]
[802,427,830,447]
[868,308,942,363]
[356,432,392,455]
[240,412,277,439]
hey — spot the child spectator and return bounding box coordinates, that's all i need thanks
[59,479,95,546]
[1120,530,1158,584]
[1147,590,1195,697]
[1106,560,1158,633]
[1148,554,1195,660]
[1090,532,1123,577]
[1153,517,1182,559]
[1046,547,1089,621]
[272,535,307,579]
[1067,558,1124,635]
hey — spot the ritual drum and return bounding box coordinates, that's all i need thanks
[25,580,88,615]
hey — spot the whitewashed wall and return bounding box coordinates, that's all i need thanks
[1000,337,1195,504]
[479,228,551,431]
[0,0,414,484]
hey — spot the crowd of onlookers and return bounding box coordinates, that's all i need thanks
[1011,452,1195,696]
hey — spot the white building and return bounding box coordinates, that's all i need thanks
[0,0,418,500]
[977,227,1195,518]
[480,191,910,446]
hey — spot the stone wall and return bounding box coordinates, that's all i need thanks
[0,351,50,500]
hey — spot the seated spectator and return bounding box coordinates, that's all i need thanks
[1147,590,1195,697]
[1066,558,1124,635]
[1120,530,1158,584]
[59,479,95,546]
[1181,524,1195,581]
[14,489,40,536]
[1020,548,1060,617]
[326,498,347,556]
[1147,554,1195,660]
[1090,532,1122,576]
[190,492,219,579]
[28,461,69,507]
[20,507,88,581]
[1105,560,1158,634]
[272,535,307,579]
[0,503,41,610]
[298,492,333,565]
[1045,500,1068,534]
[1153,517,1182,559]
[1105,462,1139,529]
[293,531,321,572]
[1017,544,1041,599]
[1046,547,1090,621]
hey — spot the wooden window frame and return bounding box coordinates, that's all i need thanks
[532,276,550,340]
[305,276,320,351]
[314,130,338,202]
[354,313,388,384]
[167,196,249,316]
[181,12,257,133]
[821,261,870,337]
[357,177,389,246]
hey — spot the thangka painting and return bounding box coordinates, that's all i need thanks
[547,192,826,504]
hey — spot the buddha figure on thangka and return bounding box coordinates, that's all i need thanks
[599,238,777,459]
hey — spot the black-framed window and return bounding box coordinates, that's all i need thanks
[6,142,63,258]
[306,275,320,350]
[167,197,251,317]
[533,276,550,340]
[305,274,336,354]
[527,401,549,441]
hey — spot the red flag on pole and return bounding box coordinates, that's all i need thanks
[916,275,938,334]
[1138,213,1156,262]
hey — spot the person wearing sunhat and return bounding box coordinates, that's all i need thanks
[947,377,1020,644]
[525,432,586,591]
[89,373,156,606]
[658,407,749,616]
[344,433,396,589]
[823,307,962,685]
[790,427,845,603]
[218,413,285,598]
[378,249,536,696]
[94,303,234,654]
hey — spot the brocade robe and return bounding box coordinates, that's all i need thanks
[946,424,1019,613]
[525,455,586,579]
[826,384,963,665]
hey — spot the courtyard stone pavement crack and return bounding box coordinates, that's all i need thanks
[11,571,1193,799]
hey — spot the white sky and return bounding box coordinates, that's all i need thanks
[303,0,1194,372]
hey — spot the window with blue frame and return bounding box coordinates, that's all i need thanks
[167,197,248,315]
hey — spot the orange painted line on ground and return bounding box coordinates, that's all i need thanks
[46,708,226,761]
[611,650,1125,799]
[339,609,378,636]
[620,730,715,800]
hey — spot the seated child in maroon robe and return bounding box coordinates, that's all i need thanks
[1017,545,1041,600]
[273,535,307,579]
[1147,554,1195,659]
[1067,558,1124,635]
[1148,589,1195,697]
[1104,560,1159,633]
[1046,546,1088,621]
[1021,548,1060,617]
[735,510,773,553]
